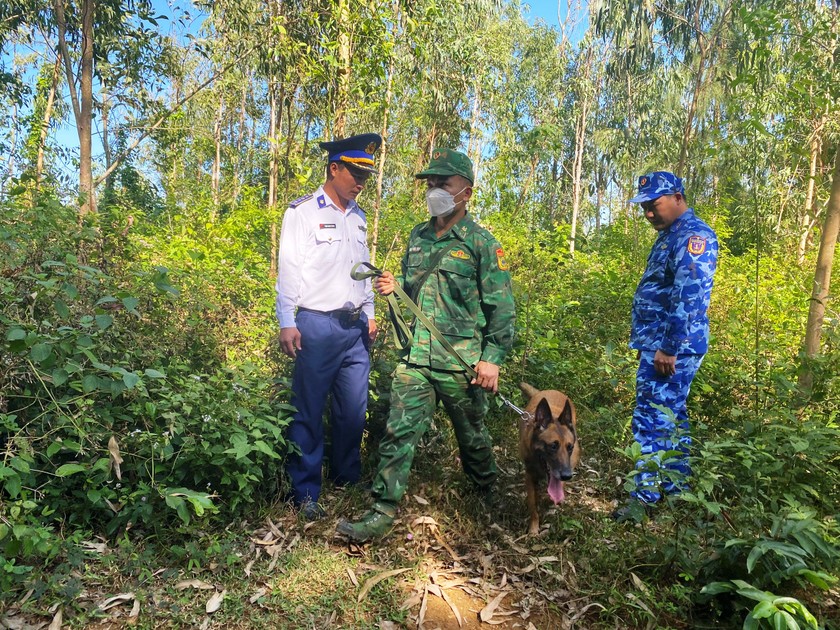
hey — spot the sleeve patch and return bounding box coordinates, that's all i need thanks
[496,247,509,271]
[687,236,707,255]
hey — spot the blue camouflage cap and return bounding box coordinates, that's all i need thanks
[319,133,382,173]
[629,171,684,203]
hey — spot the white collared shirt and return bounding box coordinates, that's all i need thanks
[275,186,374,328]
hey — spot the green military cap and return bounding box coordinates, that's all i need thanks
[415,148,474,184]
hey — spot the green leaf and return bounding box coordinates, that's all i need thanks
[52,368,69,386]
[752,600,777,619]
[746,545,765,573]
[55,299,70,319]
[123,372,141,389]
[4,474,21,498]
[55,463,86,477]
[82,374,99,392]
[30,343,52,363]
[46,441,62,457]
[95,314,114,330]
[6,328,26,341]
[122,296,139,313]
[144,368,166,379]
[9,457,30,474]
[701,581,736,595]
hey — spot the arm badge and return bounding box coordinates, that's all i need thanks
[496,248,510,271]
[687,235,707,255]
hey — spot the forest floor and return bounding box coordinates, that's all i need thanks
[3,415,839,629]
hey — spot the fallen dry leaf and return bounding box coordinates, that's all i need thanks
[249,587,267,604]
[48,608,62,630]
[438,587,464,628]
[358,568,411,603]
[418,585,429,628]
[411,516,438,527]
[630,572,649,593]
[108,436,123,480]
[175,579,214,591]
[347,567,358,587]
[412,494,429,505]
[205,589,226,614]
[479,590,509,623]
[126,598,140,625]
[97,592,135,612]
[80,539,108,554]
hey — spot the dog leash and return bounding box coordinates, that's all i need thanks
[351,261,532,421]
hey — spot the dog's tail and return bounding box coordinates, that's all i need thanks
[519,382,539,399]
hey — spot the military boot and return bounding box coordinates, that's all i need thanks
[336,509,394,543]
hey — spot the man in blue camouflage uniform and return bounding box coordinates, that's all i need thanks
[614,171,718,520]
[276,133,381,521]
[336,149,516,543]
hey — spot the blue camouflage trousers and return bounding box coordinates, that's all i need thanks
[369,363,497,517]
[631,351,704,504]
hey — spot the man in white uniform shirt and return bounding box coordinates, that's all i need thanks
[276,133,381,520]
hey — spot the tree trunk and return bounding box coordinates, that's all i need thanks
[798,129,821,264]
[268,78,280,278]
[799,145,840,394]
[34,55,61,196]
[79,0,95,215]
[211,91,223,214]
[569,50,593,257]
[334,0,351,138]
[101,85,112,189]
[54,0,96,215]
[371,3,398,264]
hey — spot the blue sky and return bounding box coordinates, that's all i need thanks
[2,0,583,189]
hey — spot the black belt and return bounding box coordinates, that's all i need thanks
[297,306,362,322]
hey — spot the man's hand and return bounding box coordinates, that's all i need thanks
[368,318,378,344]
[653,349,676,377]
[471,361,500,393]
[375,271,396,296]
[280,326,302,359]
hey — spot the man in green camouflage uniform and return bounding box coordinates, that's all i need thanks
[337,149,516,543]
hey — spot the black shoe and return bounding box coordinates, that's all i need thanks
[477,486,500,510]
[611,499,653,523]
[300,501,326,522]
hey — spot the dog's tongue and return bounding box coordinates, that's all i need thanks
[547,477,566,504]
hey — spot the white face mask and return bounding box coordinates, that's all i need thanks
[426,186,467,217]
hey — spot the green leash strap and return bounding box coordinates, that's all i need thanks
[351,261,477,379]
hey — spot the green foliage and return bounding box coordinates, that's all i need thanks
[0,194,294,597]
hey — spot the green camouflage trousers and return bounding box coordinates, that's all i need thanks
[370,363,497,517]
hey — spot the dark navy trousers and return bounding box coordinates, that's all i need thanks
[631,351,703,504]
[286,309,370,506]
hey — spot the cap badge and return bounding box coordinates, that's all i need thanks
[640,177,648,186]
[433,151,441,159]
[366,142,377,154]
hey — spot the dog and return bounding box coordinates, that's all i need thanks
[518,383,580,535]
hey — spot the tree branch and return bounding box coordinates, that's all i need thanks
[93,46,255,187]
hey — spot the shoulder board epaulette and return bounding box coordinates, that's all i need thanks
[289,193,313,208]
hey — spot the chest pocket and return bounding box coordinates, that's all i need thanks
[314,226,340,245]
[438,255,476,303]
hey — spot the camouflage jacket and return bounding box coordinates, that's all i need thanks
[630,208,718,356]
[399,214,516,371]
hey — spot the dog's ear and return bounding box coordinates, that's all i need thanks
[534,398,552,430]
[558,400,574,430]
